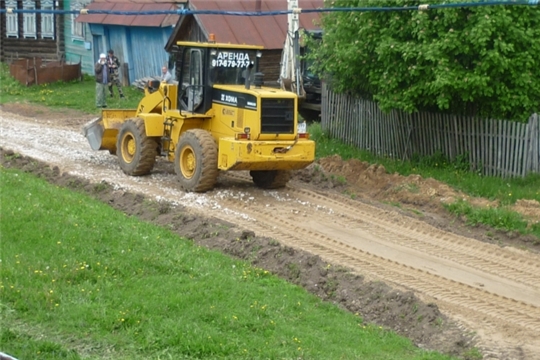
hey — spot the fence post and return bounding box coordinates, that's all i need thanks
[321,81,327,125]
[532,114,539,174]
[524,113,539,176]
[33,57,39,86]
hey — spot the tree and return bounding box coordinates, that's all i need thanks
[309,0,540,121]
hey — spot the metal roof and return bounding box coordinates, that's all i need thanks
[77,0,187,27]
[189,0,323,49]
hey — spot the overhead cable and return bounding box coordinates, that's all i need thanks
[0,1,538,16]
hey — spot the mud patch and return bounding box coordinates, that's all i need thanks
[0,102,95,129]
[1,148,474,359]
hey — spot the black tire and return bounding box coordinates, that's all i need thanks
[174,129,218,192]
[116,118,158,176]
[250,170,291,189]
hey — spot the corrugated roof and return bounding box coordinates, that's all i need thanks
[77,0,186,27]
[189,0,323,49]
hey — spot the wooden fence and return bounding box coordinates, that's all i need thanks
[321,84,540,177]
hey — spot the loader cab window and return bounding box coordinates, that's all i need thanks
[180,49,204,112]
[209,49,258,86]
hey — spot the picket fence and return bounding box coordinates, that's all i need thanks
[321,85,540,178]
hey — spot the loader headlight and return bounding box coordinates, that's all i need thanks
[244,127,250,134]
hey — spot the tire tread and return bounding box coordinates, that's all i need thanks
[175,129,218,192]
[117,118,158,176]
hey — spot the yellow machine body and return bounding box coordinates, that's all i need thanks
[83,40,315,190]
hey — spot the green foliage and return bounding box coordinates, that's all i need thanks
[309,122,377,160]
[0,62,142,114]
[409,151,470,172]
[309,0,540,121]
[0,168,455,360]
[444,199,540,239]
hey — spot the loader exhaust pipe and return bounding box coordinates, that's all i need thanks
[244,62,255,90]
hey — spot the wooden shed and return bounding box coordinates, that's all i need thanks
[76,0,187,85]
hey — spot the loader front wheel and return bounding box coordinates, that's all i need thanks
[174,129,218,192]
[116,118,158,176]
[250,170,291,189]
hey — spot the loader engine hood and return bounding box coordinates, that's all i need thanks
[213,85,297,138]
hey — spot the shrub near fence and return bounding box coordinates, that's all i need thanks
[321,84,540,178]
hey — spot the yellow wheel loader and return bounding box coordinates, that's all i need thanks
[83,40,315,192]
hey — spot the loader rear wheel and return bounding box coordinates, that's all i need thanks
[116,118,158,176]
[250,170,291,189]
[174,129,218,192]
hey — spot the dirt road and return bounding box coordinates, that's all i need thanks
[1,104,539,359]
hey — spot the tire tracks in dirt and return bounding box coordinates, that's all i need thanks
[215,172,540,359]
[290,188,540,295]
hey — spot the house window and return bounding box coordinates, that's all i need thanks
[6,0,18,38]
[41,0,55,39]
[71,1,85,40]
[23,0,37,39]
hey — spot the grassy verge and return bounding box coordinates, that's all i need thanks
[310,123,540,240]
[0,167,454,360]
[0,62,142,114]
[443,200,540,241]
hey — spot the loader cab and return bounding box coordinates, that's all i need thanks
[175,41,263,114]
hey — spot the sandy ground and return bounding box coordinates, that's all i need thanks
[1,102,540,360]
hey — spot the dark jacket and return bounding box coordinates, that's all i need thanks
[95,62,108,84]
[106,54,120,74]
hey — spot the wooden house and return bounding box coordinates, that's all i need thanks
[0,0,104,76]
[65,0,94,75]
[1,0,65,62]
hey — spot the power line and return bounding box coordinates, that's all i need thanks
[0,1,538,16]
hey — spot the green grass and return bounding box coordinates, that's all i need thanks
[0,62,142,114]
[309,122,540,240]
[0,168,455,360]
[444,200,540,241]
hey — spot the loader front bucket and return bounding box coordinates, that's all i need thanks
[82,117,119,154]
[82,110,137,154]
[82,117,104,150]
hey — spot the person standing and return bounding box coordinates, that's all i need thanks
[161,66,172,84]
[106,49,125,99]
[95,53,108,108]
